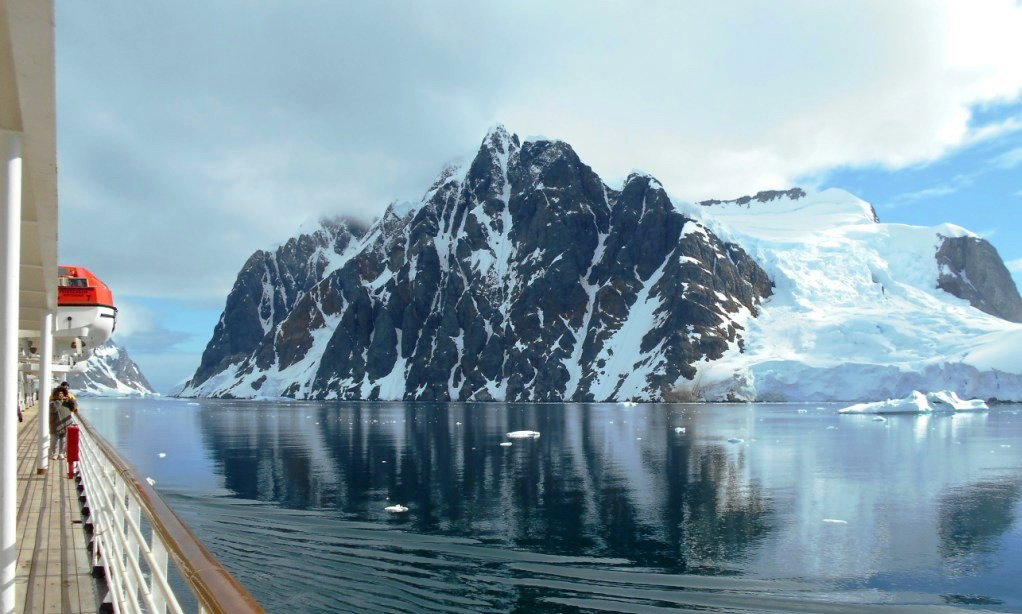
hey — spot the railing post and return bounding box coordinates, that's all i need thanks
[151,533,169,614]
[0,129,24,614]
[125,495,141,607]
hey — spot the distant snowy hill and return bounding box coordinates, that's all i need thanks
[686,188,1022,401]
[67,340,156,397]
[181,127,1022,402]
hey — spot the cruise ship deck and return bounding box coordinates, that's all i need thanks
[13,403,97,613]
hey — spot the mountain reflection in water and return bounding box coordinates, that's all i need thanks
[87,399,1022,612]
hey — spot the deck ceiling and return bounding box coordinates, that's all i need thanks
[0,0,58,336]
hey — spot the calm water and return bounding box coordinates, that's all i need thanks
[83,398,1022,612]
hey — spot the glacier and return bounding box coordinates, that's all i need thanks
[686,189,1022,401]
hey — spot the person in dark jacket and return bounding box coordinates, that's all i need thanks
[49,388,73,460]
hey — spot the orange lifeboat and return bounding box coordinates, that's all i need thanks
[54,266,117,357]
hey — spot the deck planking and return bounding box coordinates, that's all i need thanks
[14,403,99,613]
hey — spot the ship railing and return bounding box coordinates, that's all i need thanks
[72,414,263,614]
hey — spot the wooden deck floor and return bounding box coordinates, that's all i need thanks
[14,403,99,613]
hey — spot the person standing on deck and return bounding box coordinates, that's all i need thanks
[50,381,79,417]
[48,389,73,460]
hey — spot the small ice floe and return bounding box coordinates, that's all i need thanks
[507,430,540,439]
[620,401,638,407]
[157,452,167,458]
[797,409,808,414]
[825,426,838,430]
[674,427,686,434]
[455,421,462,426]
[187,402,200,406]
[384,504,408,513]
[839,390,988,415]
[872,416,887,422]
[499,442,513,447]
[636,437,642,441]
[145,477,156,486]
[1001,444,1012,448]
[822,518,848,525]
[727,437,744,444]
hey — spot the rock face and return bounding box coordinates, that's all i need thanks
[190,218,368,386]
[67,340,156,397]
[182,127,773,401]
[936,236,1022,323]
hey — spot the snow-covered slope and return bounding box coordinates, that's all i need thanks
[67,340,156,397]
[686,188,1022,401]
[182,128,1022,402]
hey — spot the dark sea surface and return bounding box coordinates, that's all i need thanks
[82,398,1022,612]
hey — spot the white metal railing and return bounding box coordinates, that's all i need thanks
[71,416,263,614]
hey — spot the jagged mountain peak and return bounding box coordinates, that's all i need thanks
[184,128,775,401]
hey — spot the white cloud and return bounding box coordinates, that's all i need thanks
[56,0,1022,302]
[1007,259,1022,273]
[993,147,1022,169]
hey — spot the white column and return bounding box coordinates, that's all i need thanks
[1,130,23,614]
[37,311,52,473]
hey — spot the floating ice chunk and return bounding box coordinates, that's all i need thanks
[872,416,886,422]
[825,426,838,430]
[507,430,541,439]
[674,427,686,433]
[499,442,513,447]
[727,437,744,444]
[145,477,156,486]
[839,390,988,414]
[187,402,200,406]
[455,422,462,426]
[797,409,808,414]
[822,518,848,524]
[384,504,408,513]
[157,452,167,458]
[620,401,638,407]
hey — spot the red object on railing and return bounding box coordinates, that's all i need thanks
[66,425,80,479]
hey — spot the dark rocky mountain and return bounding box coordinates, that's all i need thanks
[68,340,156,396]
[182,127,773,401]
[936,235,1022,323]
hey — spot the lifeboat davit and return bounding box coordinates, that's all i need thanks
[54,266,117,358]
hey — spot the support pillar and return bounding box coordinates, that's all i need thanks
[37,311,52,474]
[1,130,23,614]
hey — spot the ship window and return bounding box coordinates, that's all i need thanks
[68,278,89,287]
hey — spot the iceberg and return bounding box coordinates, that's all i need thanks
[506,430,541,439]
[839,390,988,414]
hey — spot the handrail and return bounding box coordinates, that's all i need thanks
[73,413,264,614]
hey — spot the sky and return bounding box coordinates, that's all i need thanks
[54,0,1022,393]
